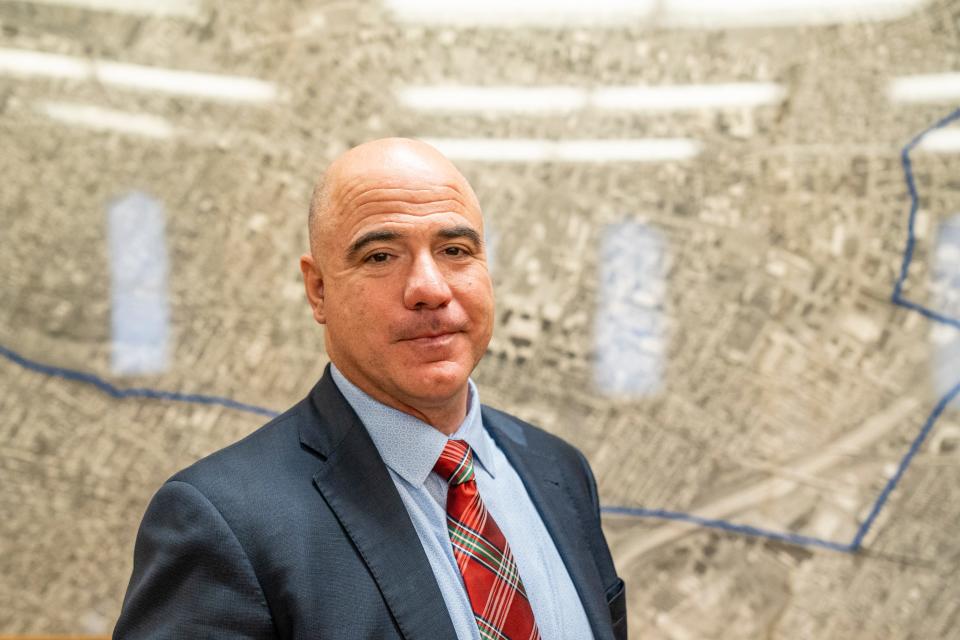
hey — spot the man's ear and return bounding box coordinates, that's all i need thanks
[299,253,327,325]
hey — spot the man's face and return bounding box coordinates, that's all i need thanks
[303,154,494,417]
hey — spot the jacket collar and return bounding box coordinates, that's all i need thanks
[483,407,615,640]
[300,366,458,640]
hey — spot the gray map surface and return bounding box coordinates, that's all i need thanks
[1,0,959,637]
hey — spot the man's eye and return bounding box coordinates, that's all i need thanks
[444,246,467,257]
[367,252,390,263]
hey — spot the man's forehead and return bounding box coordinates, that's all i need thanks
[341,203,483,239]
[327,169,483,231]
[311,138,484,251]
[324,138,474,197]
[336,174,465,203]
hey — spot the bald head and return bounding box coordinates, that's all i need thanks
[308,138,481,260]
[298,137,494,432]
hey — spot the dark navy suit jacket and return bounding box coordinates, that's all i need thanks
[114,368,627,639]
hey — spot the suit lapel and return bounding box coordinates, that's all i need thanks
[483,408,614,640]
[302,370,457,640]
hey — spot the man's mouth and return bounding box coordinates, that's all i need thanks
[405,331,457,342]
[397,326,465,345]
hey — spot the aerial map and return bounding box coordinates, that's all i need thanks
[1,0,958,637]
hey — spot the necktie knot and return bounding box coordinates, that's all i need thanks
[433,439,475,486]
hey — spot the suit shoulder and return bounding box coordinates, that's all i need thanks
[170,398,311,493]
[481,404,586,466]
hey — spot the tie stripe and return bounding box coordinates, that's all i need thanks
[434,440,541,640]
[446,517,527,595]
[476,612,522,640]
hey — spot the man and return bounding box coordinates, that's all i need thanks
[115,138,626,639]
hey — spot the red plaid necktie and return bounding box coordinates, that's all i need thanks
[433,439,542,640]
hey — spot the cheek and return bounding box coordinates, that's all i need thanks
[329,282,370,324]
[338,281,397,334]
[457,273,495,319]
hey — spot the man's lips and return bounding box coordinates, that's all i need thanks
[402,330,459,343]
[396,326,466,343]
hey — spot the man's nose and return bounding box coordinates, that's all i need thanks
[403,251,453,310]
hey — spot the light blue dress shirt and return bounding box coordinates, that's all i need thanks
[330,365,594,640]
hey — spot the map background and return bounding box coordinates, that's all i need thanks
[1,0,959,637]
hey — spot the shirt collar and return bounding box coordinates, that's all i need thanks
[330,363,496,486]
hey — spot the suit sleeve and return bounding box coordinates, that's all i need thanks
[575,449,628,640]
[114,480,276,639]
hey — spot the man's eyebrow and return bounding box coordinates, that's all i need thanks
[346,229,405,259]
[437,225,483,247]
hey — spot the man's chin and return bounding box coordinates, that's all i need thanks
[400,361,471,403]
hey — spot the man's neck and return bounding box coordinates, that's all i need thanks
[330,363,471,435]
[406,391,470,436]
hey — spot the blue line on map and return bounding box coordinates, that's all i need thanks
[600,506,854,552]
[892,106,960,331]
[1,109,959,553]
[0,344,279,419]
[850,378,960,550]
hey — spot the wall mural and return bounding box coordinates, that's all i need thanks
[1,0,959,637]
